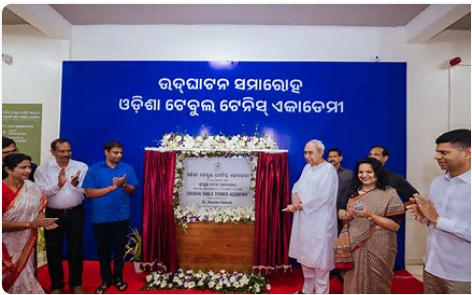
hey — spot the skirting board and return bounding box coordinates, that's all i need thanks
[406,257,423,265]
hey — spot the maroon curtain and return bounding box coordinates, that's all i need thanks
[142,150,179,272]
[254,152,292,273]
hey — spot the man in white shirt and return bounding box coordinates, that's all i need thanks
[406,129,471,294]
[34,138,88,294]
[283,139,338,294]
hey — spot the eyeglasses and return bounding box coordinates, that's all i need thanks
[2,148,18,155]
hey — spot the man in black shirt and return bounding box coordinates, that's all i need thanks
[2,136,37,181]
[369,146,418,203]
[328,148,353,283]
[328,148,354,234]
[369,145,418,270]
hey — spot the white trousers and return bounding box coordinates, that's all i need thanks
[301,265,330,294]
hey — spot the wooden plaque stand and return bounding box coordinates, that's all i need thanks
[176,222,255,273]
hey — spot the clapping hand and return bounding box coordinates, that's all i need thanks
[113,174,127,187]
[31,213,59,230]
[405,197,425,222]
[58,168,67,188]
[411,195,438,223]
[44,221,59,230]
[70,170,81,187]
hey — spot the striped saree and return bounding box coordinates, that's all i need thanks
[333,187,404,294]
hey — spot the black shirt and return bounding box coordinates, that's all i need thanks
[386,169,418,203]
[336,166,354,234]
[336,166,354,211]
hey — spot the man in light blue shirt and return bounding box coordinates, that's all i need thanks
[407,129,471,294]
[82,141,138,294]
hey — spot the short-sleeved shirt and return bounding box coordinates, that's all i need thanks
[82,161,139,223]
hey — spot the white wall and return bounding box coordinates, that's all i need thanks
[2,24,470,262]
[401,29,471,262]
[2,25,70,163]
[450,65,471,129]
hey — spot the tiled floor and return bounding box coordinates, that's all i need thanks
[406,264,423,282]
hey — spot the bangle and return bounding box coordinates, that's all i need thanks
[344,211,350,220]
[26,222,30,229]
[368,213,374,221]
[122,183,128,188]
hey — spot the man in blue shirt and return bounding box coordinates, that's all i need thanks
[82,141,138,294]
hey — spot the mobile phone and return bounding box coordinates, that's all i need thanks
[354,203,364,211]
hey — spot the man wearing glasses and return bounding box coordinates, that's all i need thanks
[2,136,37,181]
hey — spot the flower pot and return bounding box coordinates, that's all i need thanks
[133,261,143,273]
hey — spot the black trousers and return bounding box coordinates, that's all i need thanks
[44,204,85,290]
[93,219,129,284]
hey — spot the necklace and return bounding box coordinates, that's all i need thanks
[360,187,376,193]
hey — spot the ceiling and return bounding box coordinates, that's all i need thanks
[449,12,471,30]
[48,4,430,27]
[3,7,27,25]
[2,4,470,30]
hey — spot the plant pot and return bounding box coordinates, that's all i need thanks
[133,261,143,273]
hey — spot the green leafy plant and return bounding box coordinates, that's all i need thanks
[124,227,142,262]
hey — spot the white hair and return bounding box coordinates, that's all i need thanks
[307,139,325,154]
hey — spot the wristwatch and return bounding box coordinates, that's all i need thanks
[122,183,128,188]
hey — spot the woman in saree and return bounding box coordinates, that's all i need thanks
[2,153,58,293]
[334,157,404,294]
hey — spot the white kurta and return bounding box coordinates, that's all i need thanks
[288,161,338,271]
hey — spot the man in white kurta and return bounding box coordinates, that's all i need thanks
[284,140,338,294]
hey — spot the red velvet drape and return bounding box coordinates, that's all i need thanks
[142,150,179,272]
[254,152,292,273]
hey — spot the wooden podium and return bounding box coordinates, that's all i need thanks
[176,222,255,272]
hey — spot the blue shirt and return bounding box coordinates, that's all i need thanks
[82,161,139,223]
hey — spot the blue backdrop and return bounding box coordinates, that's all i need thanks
[60,61,407,267]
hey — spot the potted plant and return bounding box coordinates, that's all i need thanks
[124,227,142,273]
